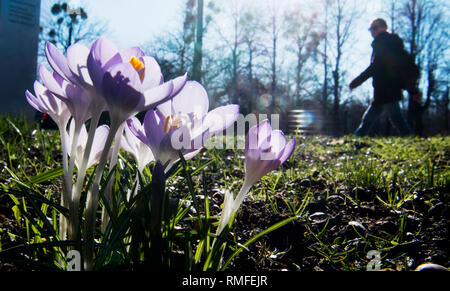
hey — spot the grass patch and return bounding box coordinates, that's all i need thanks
[1,117,449,271]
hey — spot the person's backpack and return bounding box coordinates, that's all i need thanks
[384,33,421,91]
[398,50,420,91]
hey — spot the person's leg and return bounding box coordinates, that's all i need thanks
[354,103,384,136]
[384,101,414,136]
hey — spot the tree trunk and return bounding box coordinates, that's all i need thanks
[444,87,449,134]
[192,0,204,82]
[247,43,254,113]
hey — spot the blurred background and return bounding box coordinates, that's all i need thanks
[2,0,449,136]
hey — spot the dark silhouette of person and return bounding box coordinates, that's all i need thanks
[349,18,415,136]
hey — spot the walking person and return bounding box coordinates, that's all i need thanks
[349,18,418,136]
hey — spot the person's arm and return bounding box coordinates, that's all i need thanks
[349,64,374,90]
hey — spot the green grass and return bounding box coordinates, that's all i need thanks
[0,116,449,271]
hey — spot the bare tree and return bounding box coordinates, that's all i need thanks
[240,7,265,113]
[268,0,282,110]
[192,0,204,82]
[319,0,332,121]
[144,0,197,79]
[394,0,450,135]
[39,1,108,54]
[284,8,322,107]
[323,0,360,135]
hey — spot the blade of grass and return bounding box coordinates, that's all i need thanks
[28,167,63,185]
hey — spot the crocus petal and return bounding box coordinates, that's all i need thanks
[262,130,287,161]
[140,56,163,90]
[170,73,188,97]
[41,67,91,124]
[257,120,272,148]
[67,43,92,86]
[243,120,295,186]
[103,46,144,74]
[29,81,71,129]
[141,80,174,109]
[183,148,203,161]
[202,104,240,136]
[87,125,110,168]
[119,47,145,63]
[172,81,209,117]
[52,71,65,87]
[245,121,260,153]
[87,37,119,92]
[143,109,166,150]
[169,124,192,151]
[120,128,135,155]
[33,81,58,114]
[122,124,155,172]
[91,37,119,67]
[156,97,174,118]
[70,86,92,122]
[102,62,143,121]
[158,130,184,166]
[124,118,144,149]
[45,42,76,83]
[153,74,188,116]
[127,117,148,144]
[180,127,210,159]
[25,90,45,112]
[278,138,295,165]
[244,154,265,185]
[217,190,236,234]
[68,122,111,169]
[39,64,66,98]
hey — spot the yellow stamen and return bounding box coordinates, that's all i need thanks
[129,56,145,81]
[164,115,172,134]
[163,115,182,134]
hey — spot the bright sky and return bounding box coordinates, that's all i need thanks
[84,0,185,49]
[40,0,185,49]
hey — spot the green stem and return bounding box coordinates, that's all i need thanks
[205,181,252,270]
[100,122,124,232]
[58,125,70,240]
[62,120,82,245]
[232,179,252,213]
[83,120,120,270]
[69,113,101,241]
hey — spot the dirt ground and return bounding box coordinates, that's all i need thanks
[224,183,449,271]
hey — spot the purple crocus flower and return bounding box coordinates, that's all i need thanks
[243,119,296,189]
[38,63,92,125]
[87,37,187,126]
[45,42,106,118]
[65,121,111,170]
[25,80,71,131]
[82,37,189,268]
[121,117,155,173]
[128,81,239,170]
[46,42,94,89]
[216,119,295,234]
[26,80,73,240]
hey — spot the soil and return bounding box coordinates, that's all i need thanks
[223,183,449,271]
